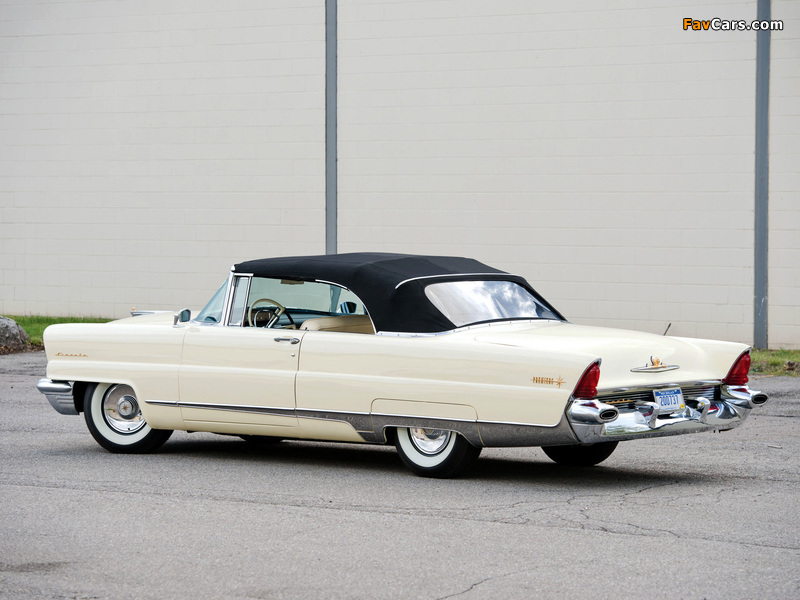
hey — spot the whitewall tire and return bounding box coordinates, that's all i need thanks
[394,427,481,478]
[83,383,172,453]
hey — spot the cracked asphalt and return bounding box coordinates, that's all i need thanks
[1,351,799,599]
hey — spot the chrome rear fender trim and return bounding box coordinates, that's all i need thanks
[364,414,578,447]
[476,417,577,447]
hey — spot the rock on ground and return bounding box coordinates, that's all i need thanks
[0,316,30,353]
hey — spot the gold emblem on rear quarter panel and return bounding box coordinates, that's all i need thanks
[530,376,565,388]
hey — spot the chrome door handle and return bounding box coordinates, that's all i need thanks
[274,337,300,345]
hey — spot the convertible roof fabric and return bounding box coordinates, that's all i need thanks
[234,252,559,333]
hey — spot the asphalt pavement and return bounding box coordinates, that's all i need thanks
[1,351,799,599]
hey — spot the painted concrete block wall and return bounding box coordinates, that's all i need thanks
[1,1,796,348]
[0,1,326,317]
[769,0,800,349]
[337,1,765,344]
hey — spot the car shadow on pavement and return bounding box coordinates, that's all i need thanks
[470,455,710,488]
[142,435,711,487]
[152,435,404,470]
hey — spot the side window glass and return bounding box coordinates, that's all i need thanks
[334,288,366,314]
[226,276,371,331]
[195,281,227,323]
[228,276,250,326]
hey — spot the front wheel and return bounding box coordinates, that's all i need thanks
[84,383,172,453]
[541,441,618,466]
[394,427,481,478]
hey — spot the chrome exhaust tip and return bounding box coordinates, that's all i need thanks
[568,400,619,424]
[598,408,619,422]
[722,386,770,410]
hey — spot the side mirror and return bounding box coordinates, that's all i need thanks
[173,308,191,326]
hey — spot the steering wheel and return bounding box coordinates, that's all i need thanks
[248,298,286,328]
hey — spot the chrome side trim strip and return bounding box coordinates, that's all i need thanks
[145,400,179,407]
[143,399,579,447]
[478,418,559,428]
[296,408,374,433]
[299,407,370,416]
[147,400,297,419]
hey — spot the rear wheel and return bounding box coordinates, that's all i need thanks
[83,383,172,453]
[394,427,481,478]
[541,441,618,466]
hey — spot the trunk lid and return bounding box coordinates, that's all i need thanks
[473,321,747,391]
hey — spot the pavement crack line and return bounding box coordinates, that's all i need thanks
[5,480,800,552]
[436,570,525,600]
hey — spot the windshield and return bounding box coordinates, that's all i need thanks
[195,281,227,323]
[424,280,559,327]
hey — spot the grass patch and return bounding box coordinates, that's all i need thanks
[751,348,800,377]
[4,315,111,346]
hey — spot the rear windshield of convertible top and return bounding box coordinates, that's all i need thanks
[424,280,559,328]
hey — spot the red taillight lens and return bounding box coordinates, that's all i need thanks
[724,351,751,385]
[573,362,600,399]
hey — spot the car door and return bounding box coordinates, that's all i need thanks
[178,325,304,428]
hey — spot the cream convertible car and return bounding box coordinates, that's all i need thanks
[38,253,768,478]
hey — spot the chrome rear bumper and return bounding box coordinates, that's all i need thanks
[36,378,78,415]
[568,384,768,444]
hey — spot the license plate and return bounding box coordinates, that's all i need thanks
[654,388,684,413]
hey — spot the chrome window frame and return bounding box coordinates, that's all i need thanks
[217,271,377,333]
[218,269,237,326]
[225,273,253,327]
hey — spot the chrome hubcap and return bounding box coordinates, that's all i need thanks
[102,384,146,434]
[117,396,138,418]
[408,428,451,455]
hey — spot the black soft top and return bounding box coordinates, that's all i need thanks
[234,252,561,333]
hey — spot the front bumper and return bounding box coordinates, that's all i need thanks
[37,378,78,415]
[567,384,768,444]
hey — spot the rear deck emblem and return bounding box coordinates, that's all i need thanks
[631,356,679,373]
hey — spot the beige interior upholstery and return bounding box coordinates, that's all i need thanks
[300,314,375,334]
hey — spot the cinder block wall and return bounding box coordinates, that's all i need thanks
[0,2,327,316]
[337,0,763,343]
[1,1,797,348]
